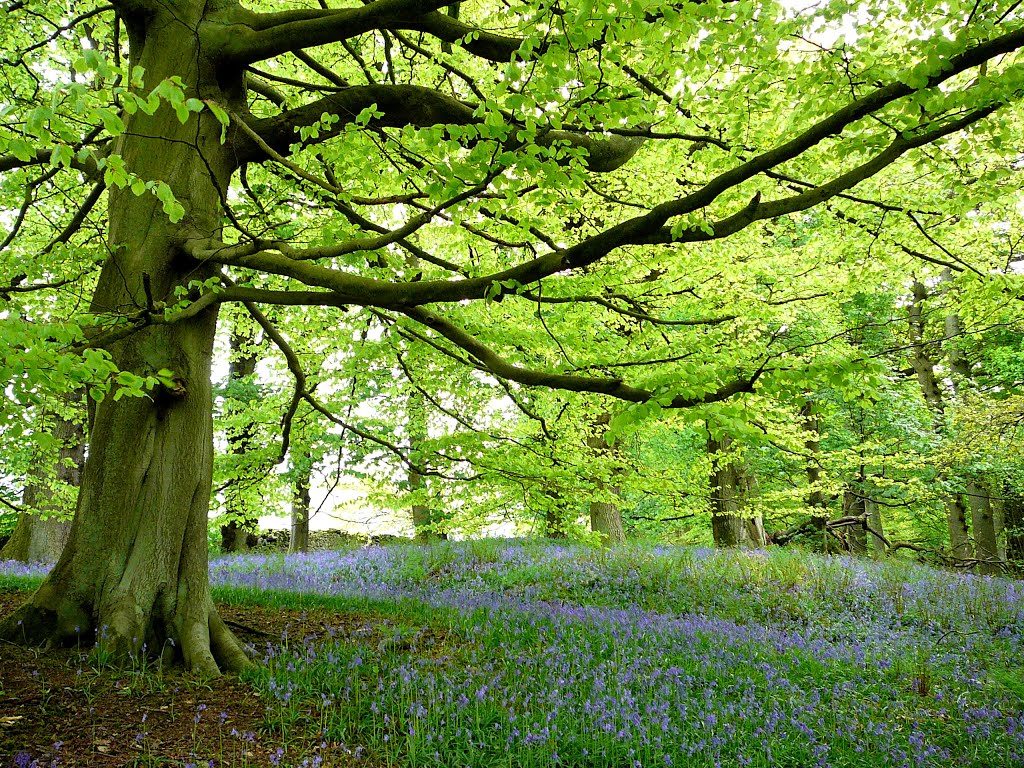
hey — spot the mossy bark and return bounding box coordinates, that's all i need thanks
[0,3,250,674]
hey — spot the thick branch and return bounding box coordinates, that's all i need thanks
[212,0,455,65]
[234,83,643,172]
[400,305,763,407]
[192,30,1024,312]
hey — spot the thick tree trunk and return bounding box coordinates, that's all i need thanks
[1,397,86,563]
[2,514,75,565]
[0,6,250,674]
[589,494,626,545]
[220,324,261,553]
[967,481,1000,574]
[0,515,32,563]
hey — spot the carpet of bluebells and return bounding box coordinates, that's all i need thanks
[205,541,1024,767]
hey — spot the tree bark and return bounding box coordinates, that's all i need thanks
[737,463,766,547]
[992,494,1007,561]
[0,5,251,674]
[945,307,999,571]
[589,495,626,545]
[542,491,567,539]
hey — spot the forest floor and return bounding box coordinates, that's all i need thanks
[0,589,367,767]
[1,541,1023,768]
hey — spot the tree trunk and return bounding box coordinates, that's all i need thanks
[0,7,250,674]
[946,496,974,562]
[1,397,85,563]
[866,497,886,559]
[220,323,261,553]
[1003,479,1024,571]
[967,480,1000,574]
[0,515,32,563]
[992,494,1007,561]
[3,512,77,566]
[589,495,626,545]
[290,453,312,554]
[844,490,868,555]
[586,414,626,545]
[709,434,742,548]
[907,281,973,562]
[407,389,446,543]
[737,464,766,547]
[408,469,448,544]
[800,401,828,538]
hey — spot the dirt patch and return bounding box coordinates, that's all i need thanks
[0,590,382,767]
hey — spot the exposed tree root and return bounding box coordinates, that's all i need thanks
[0,588,251,675]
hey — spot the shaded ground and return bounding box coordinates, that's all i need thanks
[0,589,378,767]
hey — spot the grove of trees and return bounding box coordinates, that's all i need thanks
[2,0,1024,674]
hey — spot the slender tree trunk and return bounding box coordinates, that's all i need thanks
[946,496,973,562]
[542,490,567,539]
[866,497,886,559]
[290,452,312,554]
[220,323,261,553]
[586,414,626,545]
[0,8,251,673]
[907,281,973,562]
[800,401,828,540]
[844,490,868,555]
[407,389,446,543]
[1,397,85,563]
[738,471,766,547]
[967,481,1000,574]
[1002,479,1024,570]
[992,495,1007,561]
[945,308,999,571]
[709,434,742,548]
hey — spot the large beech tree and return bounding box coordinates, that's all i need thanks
[2,0,1024,673]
